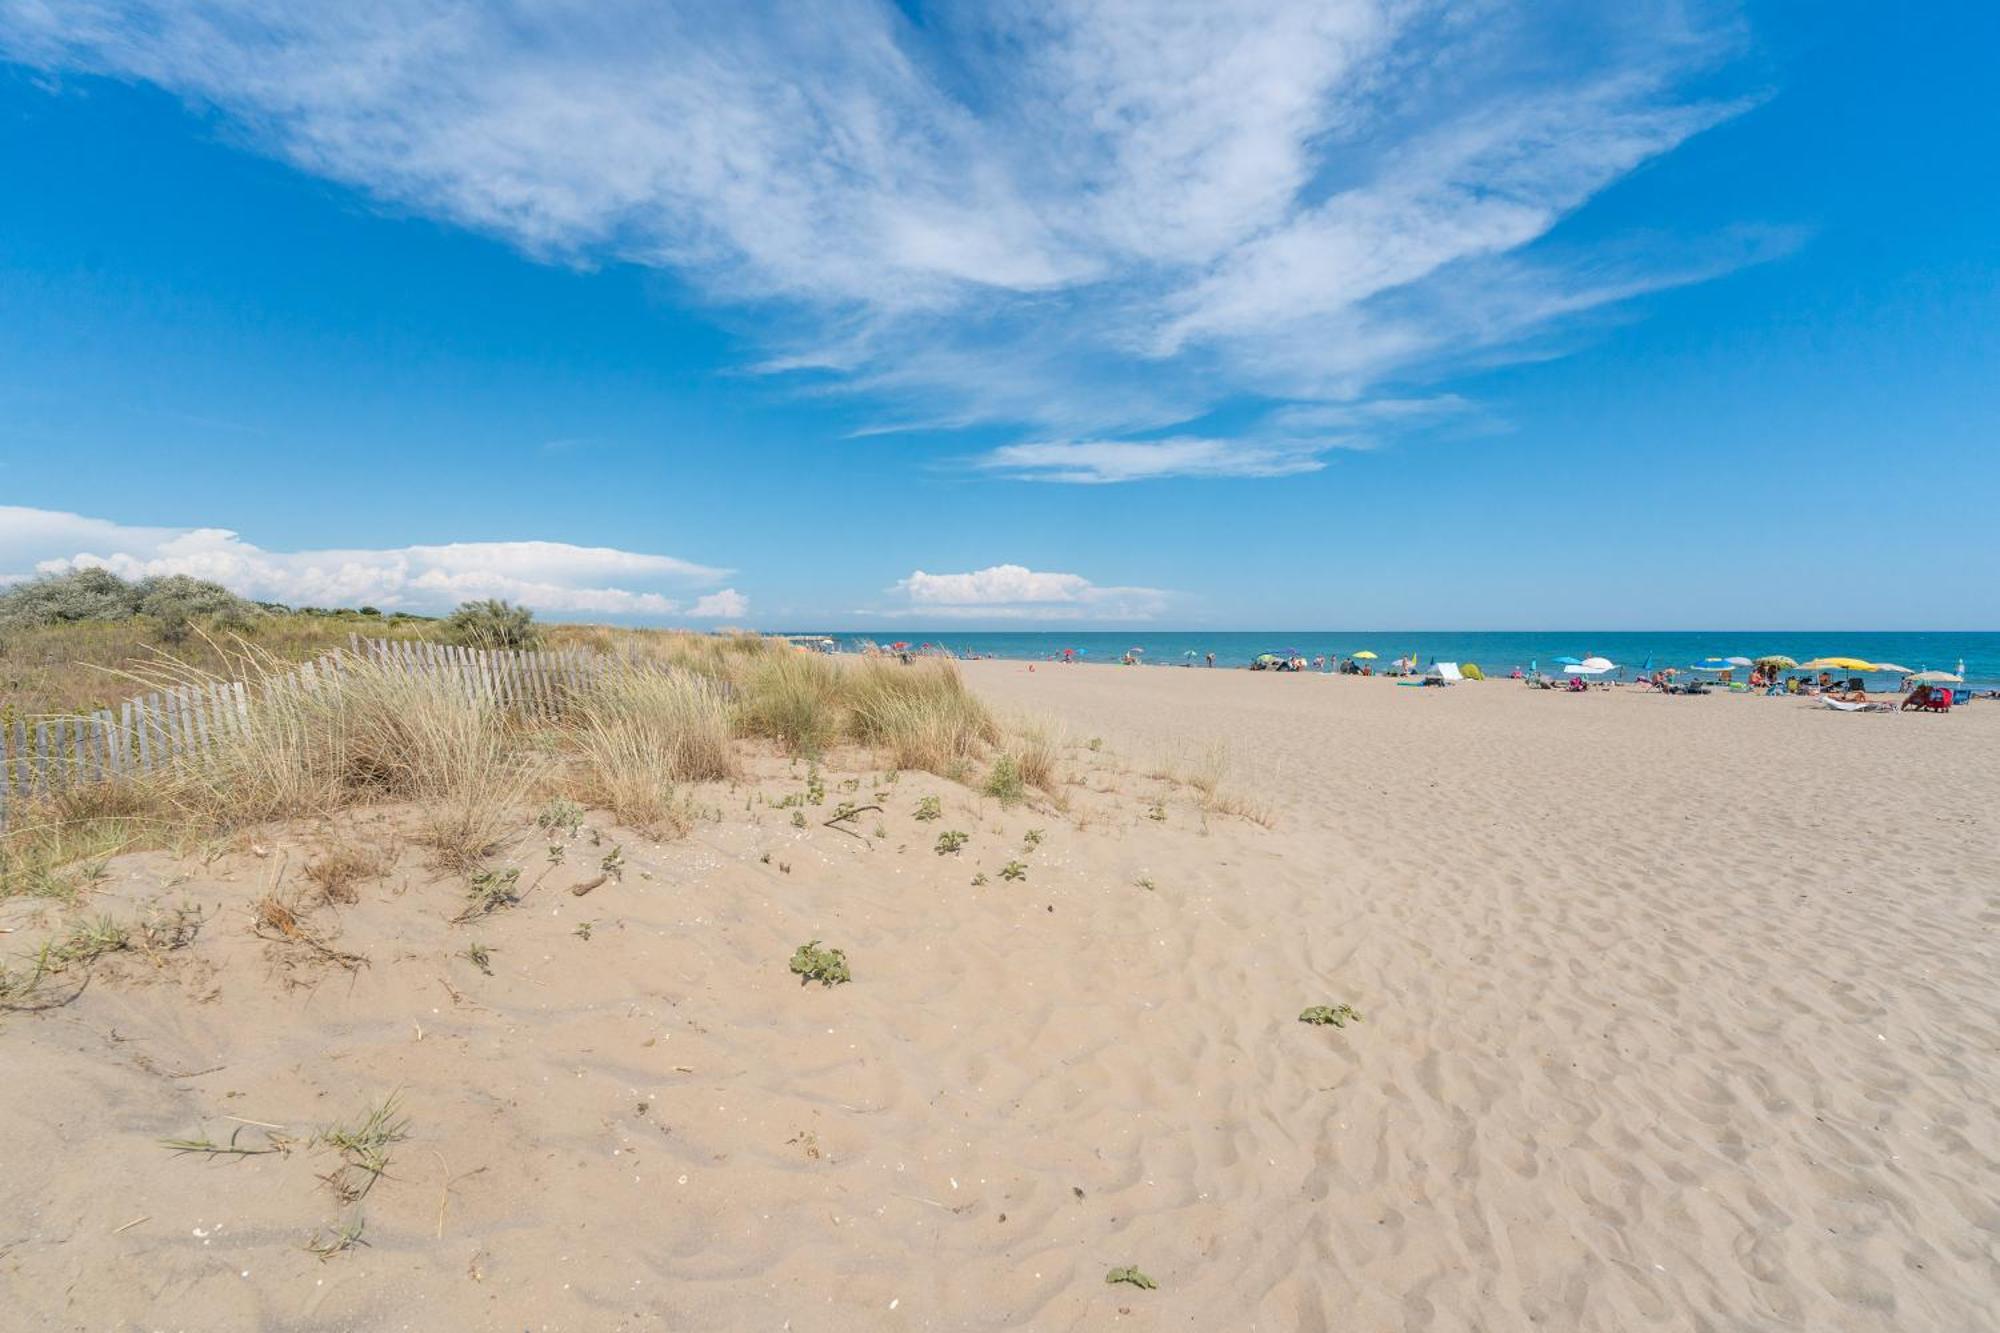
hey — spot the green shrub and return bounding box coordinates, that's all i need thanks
[1299,1004,1363,1028]
[443,598,537,650]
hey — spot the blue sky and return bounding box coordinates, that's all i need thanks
[2,1,1995,629]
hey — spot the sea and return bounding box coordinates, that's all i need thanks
[781,631,2000,688]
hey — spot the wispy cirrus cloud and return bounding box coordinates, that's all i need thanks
[875,564,1170,621]
[0,1,1772,479]
[1,505,747,619]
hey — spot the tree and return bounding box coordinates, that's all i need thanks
[444,598,537,649]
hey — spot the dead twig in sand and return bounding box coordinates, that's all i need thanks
[431,1150,489,1238]
[820,803,882,844]
[112,1216,149,1234]
[253,895,367,971]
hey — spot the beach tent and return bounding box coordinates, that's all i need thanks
[1425,661,1464,682]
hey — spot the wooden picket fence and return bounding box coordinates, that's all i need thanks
[0,635,608,828]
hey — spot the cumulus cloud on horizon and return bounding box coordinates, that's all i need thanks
[878,564,1169,621]
[0,506,748,620]
[0,1,1780,482]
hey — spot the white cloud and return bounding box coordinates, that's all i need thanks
[689,588,749,620]
[0,2,1768,473]
[885,564,1168,621]
[1,505,744,618]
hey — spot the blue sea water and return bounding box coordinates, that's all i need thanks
[789,631,2000,688]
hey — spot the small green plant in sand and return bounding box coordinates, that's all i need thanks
[463,942,495,975]
[1136,875,1156,891]
[1087,737,1103,751]
[791,811,808,829]
[999,860,1027,882]
[49,916,132,971]
[805,771,826,806]
[536,798,585,837]
[935,829,968,854]
[914,796,942,822]
[788,940,851,987]
[1299,1004,1363,1028]
[982,755,1026,805]
[1022,828,1044,849]
[573,920,594,941]
[306,1215,368,1261]
[317,1094,411,1192]
[600,845,625,881]
[1105,1266,1157,1290]
[1146,802,1167,822]
[456,866,521,921]
[970,872,988,886]
[161,1125,290,1158]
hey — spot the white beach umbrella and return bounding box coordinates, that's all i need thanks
[1870,663,1914,675]
[1564,663,1611,675]
[1910,669,1962,684]
[1580,656,1615,671]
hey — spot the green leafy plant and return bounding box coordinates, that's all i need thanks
[463,942,494,975]
[999,860,1027,882]
[600,845,625,881]
[970,873,988,886]
[536,798,584,837]
[1022,828,1044,848]
[1299,1004,1363,1028]
[914,796,942,822]
[788,940,851,987]
[791,811,807,829]
[573,921,594,941]
[1146,802,1167,822]
[1105,1266,1156,1290]
[1086,737,1103,752]
[1136,875,1156,891]
[935,830,968,855]
[457,867,521,921]
[982,755,1026,805]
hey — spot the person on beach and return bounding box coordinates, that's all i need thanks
[1205,652,1215,668]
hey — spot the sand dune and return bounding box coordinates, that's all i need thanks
[2,666,1995,1330]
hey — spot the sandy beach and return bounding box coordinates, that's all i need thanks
[3,664,1996,1330]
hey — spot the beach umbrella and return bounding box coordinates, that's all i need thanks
[890,641,910,651]
[1580,656,1615,671]
[1691,657,1735,671]
[1724,657,1754,667]
[1870,663,1914,675]
[1352,650,1377,660]
[1754,655,1798,670]
[1564,663,1611,675]
[1553,656,1583,666]
[1799,657,1876,672]
[1910,669,1962,684]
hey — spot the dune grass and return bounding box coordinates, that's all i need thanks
[2,628,1023,898]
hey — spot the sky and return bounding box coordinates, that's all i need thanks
[1,1,1995,630]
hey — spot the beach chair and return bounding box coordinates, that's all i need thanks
[1921,688,1954,713]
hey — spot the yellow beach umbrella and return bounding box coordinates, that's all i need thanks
[1351,650,1378,660]
[1799,657,1878,672]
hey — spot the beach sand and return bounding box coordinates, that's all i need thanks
[2,666,1995,1330]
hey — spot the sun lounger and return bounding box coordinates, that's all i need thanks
[1822,698,1890,713]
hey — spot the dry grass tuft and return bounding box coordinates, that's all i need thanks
[846,658,997,777]
[304,841,394,905]
[562,664,733,834]
[737,650,846,755]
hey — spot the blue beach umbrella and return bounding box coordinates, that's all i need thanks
[1691,657,1735,671]
[1553,656,1583,666]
